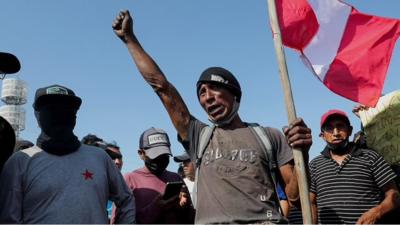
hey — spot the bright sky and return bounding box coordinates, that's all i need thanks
[1,0,399,174]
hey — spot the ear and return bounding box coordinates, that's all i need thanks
[319,132,327,141]
[138,149,146,160]
[348,125,353,137]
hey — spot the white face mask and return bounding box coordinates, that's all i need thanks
[208,99,240,127]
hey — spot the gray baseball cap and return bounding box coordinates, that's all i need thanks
[173,152,191,162]
[139,127,171,159]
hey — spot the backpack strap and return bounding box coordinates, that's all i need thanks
[247,123,277,174]
[192,124,216,208]
[196,125,216,166]
[247,123,283,215]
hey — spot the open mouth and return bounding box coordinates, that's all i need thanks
[207,105,224,116]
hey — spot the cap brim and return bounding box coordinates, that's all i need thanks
[321,112,349,129]
[0,52,21,74]
[173,155,190,162]
[145,146,171,159]
[33,95,82,110]
[105,149,122,159]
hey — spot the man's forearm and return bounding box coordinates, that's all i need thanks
[373,188,400,220]
[286,168,299,203]
[123,34,190,139]
[286,156,311,205]
[125,35,168,92]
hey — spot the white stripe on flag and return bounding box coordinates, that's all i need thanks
[302,0,351,81]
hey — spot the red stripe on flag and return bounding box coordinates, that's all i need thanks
[324,8,400,107]
[276,0,319,51]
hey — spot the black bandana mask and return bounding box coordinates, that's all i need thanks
[145,154,170,176]
[326,139,350,155]
[35,104,80,155]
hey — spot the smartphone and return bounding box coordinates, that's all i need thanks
[163,181,184,200]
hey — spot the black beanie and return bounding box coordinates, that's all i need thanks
[196,67,242,102]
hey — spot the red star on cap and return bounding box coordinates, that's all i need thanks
[82,169,93,180]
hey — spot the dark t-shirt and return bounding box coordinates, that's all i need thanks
[179,117,293,224]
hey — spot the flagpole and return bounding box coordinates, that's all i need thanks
[266,0,313,224]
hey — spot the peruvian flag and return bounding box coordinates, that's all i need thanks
[276,0,400,107]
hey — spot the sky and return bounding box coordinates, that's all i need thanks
[0,0,399,174]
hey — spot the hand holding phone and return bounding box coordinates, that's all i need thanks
[163,181,183,200]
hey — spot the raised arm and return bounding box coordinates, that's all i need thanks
[112,10,191,140]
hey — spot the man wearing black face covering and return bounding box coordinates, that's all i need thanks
[309,109,400,225]
[112,127,194,224]
[0,116,15,174]
[34,85,82,155]
[0,85,136,224]
[0,52,19,174]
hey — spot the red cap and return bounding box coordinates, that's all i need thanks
[320,109,349,129]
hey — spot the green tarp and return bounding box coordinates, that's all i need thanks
[359,90,400,166]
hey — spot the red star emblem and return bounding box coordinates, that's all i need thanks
[82,169,93,180]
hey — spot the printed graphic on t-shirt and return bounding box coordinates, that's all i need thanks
[202,148,258,177]
[82,169,94,180]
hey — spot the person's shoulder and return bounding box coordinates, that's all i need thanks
[11,145,45,161]
[179,115,206,141]
[80,143,103,151]
[244,123,283,138]
[165,170,180,176]
[262,126,283,136]
[253,125,285,144]
[124,167,146,177]
[310,154,326,165]
[357,147,382,159]
[3,146,42,171]
[20,145,42,157]
[122,168,146,187]
[190,116,208,129]
[80,144,109,157]
[189,115,201,123]
[165,170,183,181]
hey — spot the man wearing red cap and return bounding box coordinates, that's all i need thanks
[113,10,312,224]
[309,109,400,224]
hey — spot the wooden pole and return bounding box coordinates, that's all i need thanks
[266,0,313,224]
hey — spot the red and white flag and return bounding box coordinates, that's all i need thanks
[276,0,400,107]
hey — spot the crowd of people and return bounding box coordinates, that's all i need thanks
[0,9,399,224]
